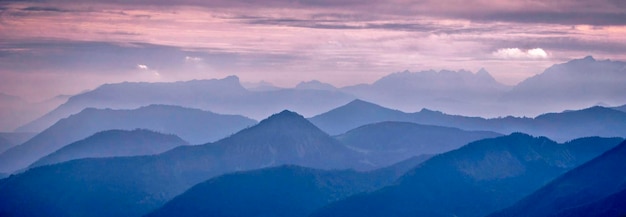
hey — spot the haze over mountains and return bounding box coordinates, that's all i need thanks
[0,105,255,173]
[334,121,500,166]
[16,76,353,133]
[8,56,626,134]
[29,129,189,169]
[0,110,403,217]
[311,99,626,142]
[0,56,625,217]
[0,93,68,132]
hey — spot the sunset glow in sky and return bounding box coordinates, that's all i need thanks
[1,0,625,101]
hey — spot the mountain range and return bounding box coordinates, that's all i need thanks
[342,68,511,117]
[0,105,255,173]
[16,76,353,132]
[28,129,189,169]
[0,109,623,217]
[0,110,374,217]
[310,134,624,217]
[334,121,500,166]
[502,56,626,116]
[146,155,431,217]
[10,56,626,136]
[489,139,626,217]
[310,99,626,142]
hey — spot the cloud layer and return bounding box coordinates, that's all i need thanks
[0,0,625,100]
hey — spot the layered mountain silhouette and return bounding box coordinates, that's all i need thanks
[0,132,35,154]
[503,56,626,116]
[310,134,624,217]
[335,121,500,166]
[147,155,431,217]
[489,140,626,217]
[0,110,370,217]
[342,68,511,117]
[9,56,626,133]
[28,129,189,169]
[17,76,354,132]
[0,93,68,132]
[295,80,338,91]
[0,105,255,173]
[311,99,626,142]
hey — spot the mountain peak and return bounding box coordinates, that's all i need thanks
[295,80,336,91]
[583,55,596,61]
[345,99,378,108]
[256,110,314,130]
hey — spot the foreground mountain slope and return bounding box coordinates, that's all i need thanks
[489,140,626,217]
[310,134,624,217]
[147,155,431,217]
[0,105,255,173]
[0,110,366,217]
[311,99,626,142]
[29,129,189,168]
[335,121,500,166]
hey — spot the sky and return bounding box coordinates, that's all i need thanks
[1,0,625,101]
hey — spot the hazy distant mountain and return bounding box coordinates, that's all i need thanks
[309,99,408,135]
[342,68,511,117]
[0,93,69,132]
[310,134,623,217]
[0,132,35,154]
[311,99,626,142]
[29,129,189,169]
[489,140,626,217]
[17,76,354,132]
[0,105,256,173]
[0,110,368,217]
[241,80,283,91]
[503,56,626,115]
[295,80,337,91]
[335,121,500,166]
[147,156,431,217]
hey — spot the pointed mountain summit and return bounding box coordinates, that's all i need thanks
[206,110,367,170]
[489,140,626,217]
